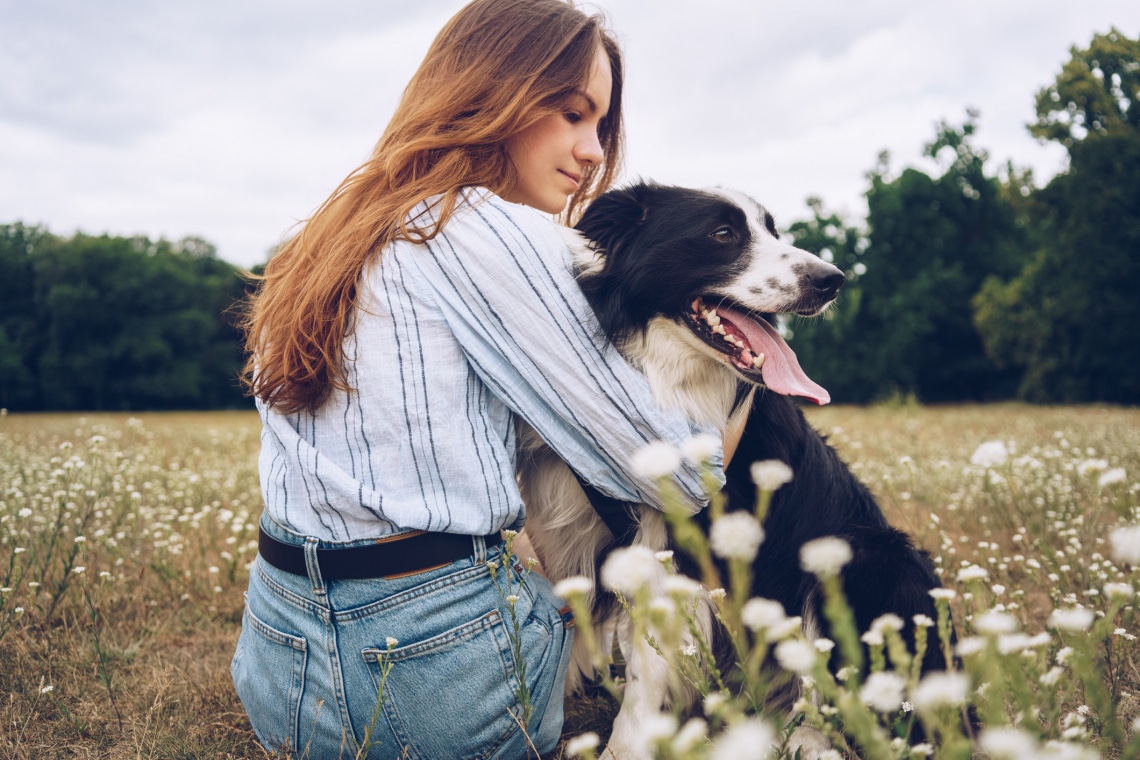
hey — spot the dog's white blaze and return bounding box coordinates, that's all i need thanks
[708,187,829,313]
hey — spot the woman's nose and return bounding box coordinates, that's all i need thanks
[575,129,604,166]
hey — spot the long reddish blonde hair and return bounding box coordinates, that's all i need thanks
[242,0,625,413]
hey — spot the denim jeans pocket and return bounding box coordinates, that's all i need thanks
[232,605,309,755]
[362,607,538,760]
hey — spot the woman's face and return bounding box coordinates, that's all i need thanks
[503,45,613,214]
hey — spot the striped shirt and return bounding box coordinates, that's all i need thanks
[257,189,722,541]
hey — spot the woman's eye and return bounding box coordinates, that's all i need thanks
[564,111,582,124]
[711,227,734,242]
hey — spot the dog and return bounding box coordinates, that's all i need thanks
[516,182,948,758]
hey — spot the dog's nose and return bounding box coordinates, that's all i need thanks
[810,269,845,300]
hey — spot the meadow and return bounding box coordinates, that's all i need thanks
[1,403,1137,759]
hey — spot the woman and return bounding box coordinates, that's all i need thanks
[232,1,726,757]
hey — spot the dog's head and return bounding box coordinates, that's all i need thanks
[573,182,843,404]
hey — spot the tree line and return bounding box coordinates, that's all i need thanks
[788,28,1140,404]
[0,227,251,411]
[1,29,1137,411]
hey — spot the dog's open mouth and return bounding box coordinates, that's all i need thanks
[686,297,831,405]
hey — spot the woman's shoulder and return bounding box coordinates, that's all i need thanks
[440,188,573,256]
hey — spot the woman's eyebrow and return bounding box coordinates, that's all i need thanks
[570,88,598,114]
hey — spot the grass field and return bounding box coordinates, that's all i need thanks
[1,404,1137,759]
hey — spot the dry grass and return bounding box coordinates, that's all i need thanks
[0,403,1136,758]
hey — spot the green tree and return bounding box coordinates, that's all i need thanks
[790,114,1027,403]
[784,199,877,401]
[0,224,50,408]
[974,29,1140,402]
[23,230,249,411]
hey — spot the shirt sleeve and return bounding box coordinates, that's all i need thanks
[405,191,724,513]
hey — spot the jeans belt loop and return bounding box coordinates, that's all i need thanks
[303,536,326,595]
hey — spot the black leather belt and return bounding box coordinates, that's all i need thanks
[258,526,503,580]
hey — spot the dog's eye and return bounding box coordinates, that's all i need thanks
[710,226,735,243]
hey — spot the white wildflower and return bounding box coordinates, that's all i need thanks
[672,718,708,752]
[1078,457,1108,476]
[861,629,884,647]
[655,550,673,563]
[1098,468,1127,487]
[703,692,729,715]
[774,639,817,674]
[385,637,399,649]
[814,638,835,654]
[750,460,793,492]
[663,575,702,599]
[971,440,1008,468]
[741,598,787,633]
[1104,582,1135,600]
[600,546,659,595]
[1109,524,1140,565]
[870,613,905,633]
[1056,646,1074,664]
[553,576,593,599]
[638,713,678,753]
[799,536,852,578]
[631,441,682,480]
[860,671,906,712]
[1041,666,1064,686]
[911,672,970,714]
[957,564,988,583]
[566,732,600,757]
[680,433,720,465]
[709,718,777,760]
[766,615,804,641]
[913,614,934,628]
[73,566,85,575]
[710,512,764,561]
[955,637,987,657]
[17,508,31,518]
[975,610,1018,635]
[1048,607,1095,632]
[979,727,1039,758]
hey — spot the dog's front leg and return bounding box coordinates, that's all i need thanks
[600,618,674,760]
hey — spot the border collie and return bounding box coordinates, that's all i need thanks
[517,183,949,759]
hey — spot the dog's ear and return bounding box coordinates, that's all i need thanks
[574,182,655,260]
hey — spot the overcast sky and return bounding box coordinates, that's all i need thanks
[3,1,1139,268]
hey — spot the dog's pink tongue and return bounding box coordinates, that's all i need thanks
[719,307,831,405]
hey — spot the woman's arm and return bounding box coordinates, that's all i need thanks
[411,193,723,512]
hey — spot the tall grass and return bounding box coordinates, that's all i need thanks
[0,405,1137,759]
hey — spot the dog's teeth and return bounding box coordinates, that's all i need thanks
[691,298,703,313]
[753,353,766,369]
[713,324,726,335]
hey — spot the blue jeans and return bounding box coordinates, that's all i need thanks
[232,514,574,759]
